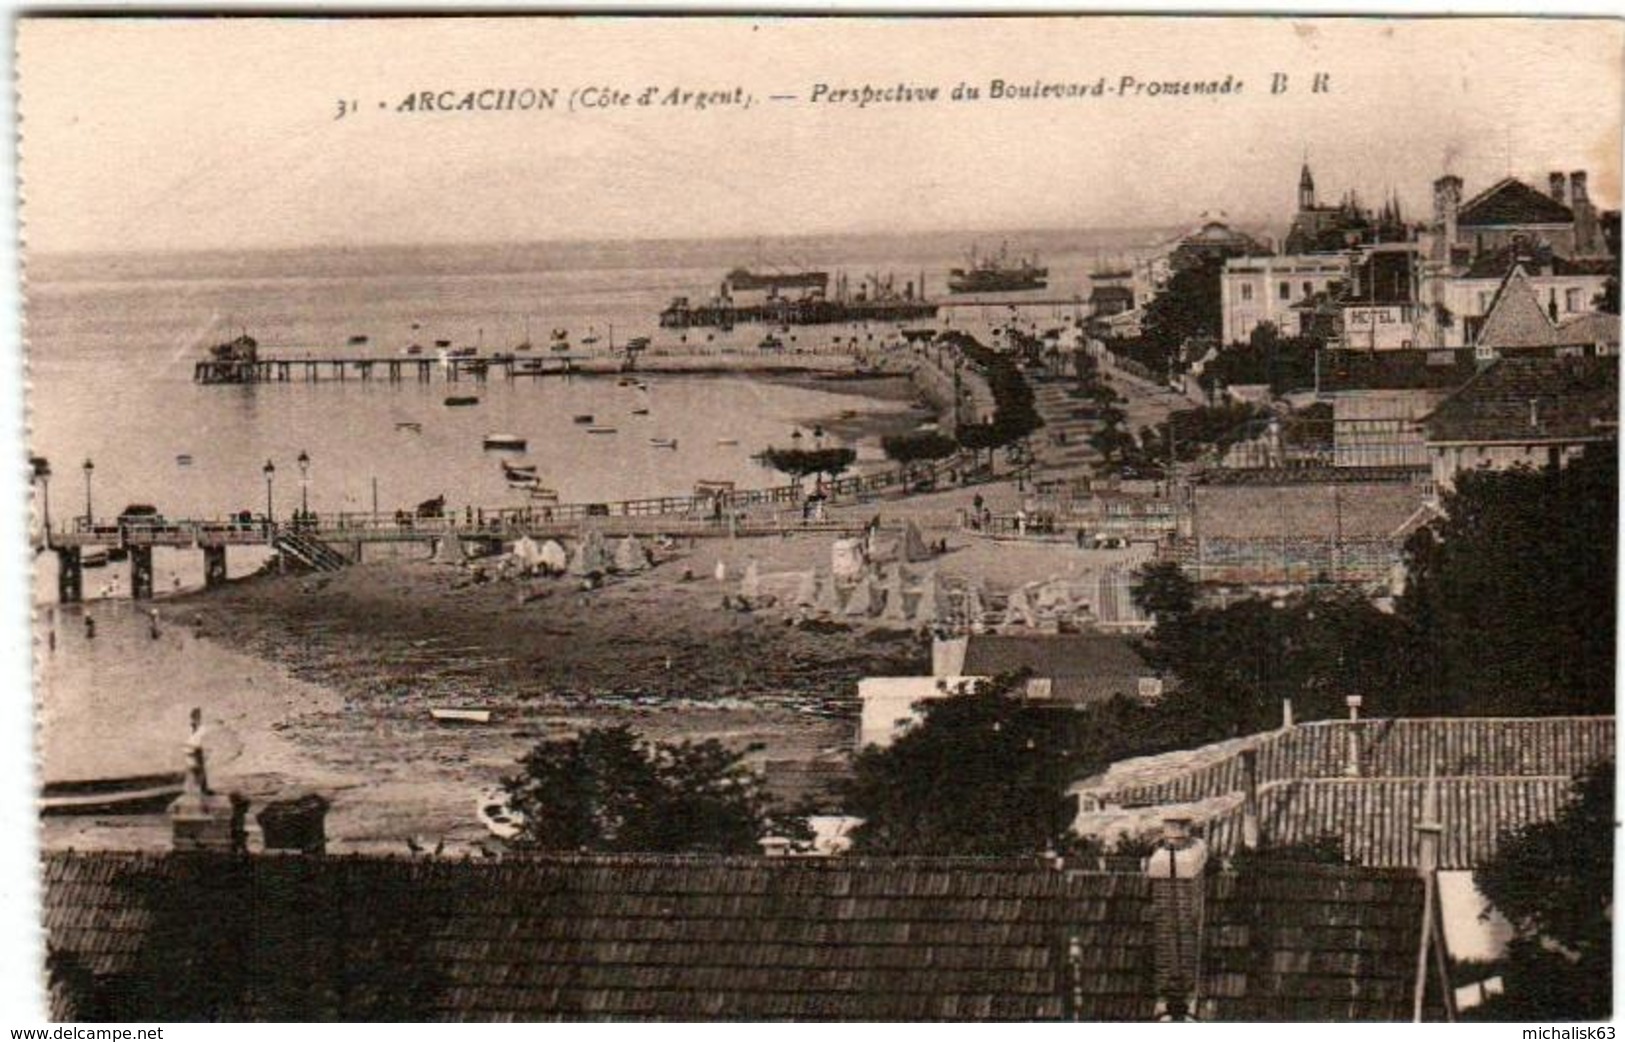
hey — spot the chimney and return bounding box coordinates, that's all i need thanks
[1549,172,1567,204]
[1146,817,1209,1021]
[1240,748,1261,850]
[1571,171,1601,256]
[1432,176,1463,263]
[1281,697,1295,730]
[1345,696,1364,777]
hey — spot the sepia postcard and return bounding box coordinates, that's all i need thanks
[13,13,1622,1025]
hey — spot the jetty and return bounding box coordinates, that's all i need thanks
[40,454,974,603]
[194,354,587,385]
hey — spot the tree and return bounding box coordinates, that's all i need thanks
[502,726,789,853]
[1129,561,1196,620]
[881,431,958,479]
[1399,445,1616,716]
[1593,276,1619,315]
[1472,760,1614,1020]
[843,674,1082,856]
[1140,254,1224,368]
[1135,590,1423,739]
[761,446,857,486]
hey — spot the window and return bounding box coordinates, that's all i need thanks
[1566,288,1585,313]
[1303,281,1314,298]
[1240,283,1254,302]
[1478,292,1491,313]
[1279,281,1292,301]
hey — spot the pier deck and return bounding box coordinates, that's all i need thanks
[194,354,588,385]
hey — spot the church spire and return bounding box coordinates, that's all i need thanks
[1298,161,1316,211]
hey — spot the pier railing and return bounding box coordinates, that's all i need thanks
[44,451,985,549]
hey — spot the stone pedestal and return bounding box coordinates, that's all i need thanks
[169,790,247,853]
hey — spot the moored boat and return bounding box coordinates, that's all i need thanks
[431,708,493,725]
[649,438,678,449]
[586,426,618,435]
[483,433,528,451]
[40,772,186,816]
[445,395,480,407]
[572,414,594,424]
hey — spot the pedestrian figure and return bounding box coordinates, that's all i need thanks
[148,608,161,641]
[83,615,95,640]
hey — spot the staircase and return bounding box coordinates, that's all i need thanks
[272,530,349,572]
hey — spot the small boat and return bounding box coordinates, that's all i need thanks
[82,549,109,569]
[581,335,600,346]
[349,334,369,345]
[631,408,650,416]
[716,438,739,446]
[528,487,560,501]
[445,395,480,407]
[649,438,678,449]
[175,453,193,466]
[617,377,639,387]
[395,421,423,433]
[484,434,528,451]
[502,462,538,476]
[435,339,453,348]
[477,786,526,840]
[507,478,539,491]
[41,772,187,816]
[451,347,478,359]
[405,344,423,356]
[587,426,618,435]
[431,707,493,725]
[572,414,594,425]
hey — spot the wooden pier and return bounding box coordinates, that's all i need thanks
[41,452,977,602]
[194,354,587,385]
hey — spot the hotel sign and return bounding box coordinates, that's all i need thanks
[1346,306,1405,328]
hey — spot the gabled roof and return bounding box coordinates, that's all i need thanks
[42,851,1431,1022]
[1317,349,1480,393]
[962,633,1150,703]
[1462,244,1619,280]
[1458,178,1575,228]
[1470,265,1621,352]
[1423,356,1618,444]
[1070,716,1614,870]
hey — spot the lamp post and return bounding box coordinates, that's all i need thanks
[263,459,276,526]
[297,450,310,516]
[81,458,94,528]
[31,457,51,539]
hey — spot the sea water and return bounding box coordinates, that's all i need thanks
[25,227,1162,601]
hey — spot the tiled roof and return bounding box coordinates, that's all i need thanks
[1202,863,1427,1021]
[1422,356,1618,444]
[1190,482,1424,539]
[1470,267,1618,351]
[1071,717,1613,869]
[1462,245,1619,280]
[1317,349,1480,393]
[41,851,1430,1022]
[1200,776,1581,869]
[1458,178,1575,228]
[963,634,1150,704]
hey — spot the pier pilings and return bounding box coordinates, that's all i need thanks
[130,547,154,600]
[55,548,82,604]
[203,546,228,588]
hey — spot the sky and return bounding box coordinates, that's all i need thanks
[16,15,1624,253]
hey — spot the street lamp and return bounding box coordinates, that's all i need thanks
[263,459,276,524]
[297,450,310,515]
[81,458,94,527]
[30,457,51,538]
